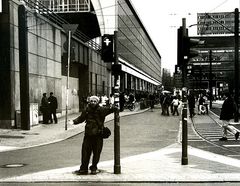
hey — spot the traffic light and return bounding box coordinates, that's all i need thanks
[177,27,184,67]
[101,34,114,62]
[183,37,205,60]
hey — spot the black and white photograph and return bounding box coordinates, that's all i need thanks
[0,0,240,185]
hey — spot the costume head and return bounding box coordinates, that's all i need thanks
[89,96,99,108]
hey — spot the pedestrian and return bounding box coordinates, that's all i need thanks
[219,92,239,141]
[171,96,179,116]
[40,93,49,124]
[162,94,171,116]
[68,95,116,175]
[198,94,205,115]
[109,93,114,107]
[149,93,155,111]
[188,90,196,118]
[48,92,58,124]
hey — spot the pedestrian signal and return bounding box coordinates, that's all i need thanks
[101,34,114,62]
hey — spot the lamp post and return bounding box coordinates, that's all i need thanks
[62,24,78,130]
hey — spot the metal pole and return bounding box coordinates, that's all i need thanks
[65,30,71,130]
[209,50,213,109]
[18,5,30,130]
[114,31,121,174]
[234,8,239,122]
[181,18,188,165]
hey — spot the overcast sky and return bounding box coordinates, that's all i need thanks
[130,0,240,73]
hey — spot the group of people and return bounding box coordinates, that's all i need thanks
[160,93,180,116]
[40,92,58,124]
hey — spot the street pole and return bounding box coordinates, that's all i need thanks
[65,30,71,131]
[181,18,188,165]
[18,5,30,130]
[209,50,213,109]
[234,8,239,123]
[62,24,78,130]
[113,31,121,174]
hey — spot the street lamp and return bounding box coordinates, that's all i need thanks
[62,24,78,130]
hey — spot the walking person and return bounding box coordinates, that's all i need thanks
[149,93,155,111]
[162,94,171,116]
[41,93,50,124]
[68,96,115,175]
[219,92,239,141]
[48,92,58,124]
[198,94,206,115]
[171,96,179,116]
[188,90,196,118]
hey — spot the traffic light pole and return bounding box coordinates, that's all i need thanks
[234,8,239,122]
[209,50,213,109]
[113,31,121,174]
[181,18,188,165]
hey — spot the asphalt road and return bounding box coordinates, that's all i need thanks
[0,107,180,179]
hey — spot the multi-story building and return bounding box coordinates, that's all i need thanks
[0,0,161,129]
[197,12,236,35]
[185,11,238,96]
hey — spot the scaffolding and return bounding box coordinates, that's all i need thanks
[40,0,90,13]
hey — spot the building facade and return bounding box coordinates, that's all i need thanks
[0,0,161,129]
[197,11,236,35]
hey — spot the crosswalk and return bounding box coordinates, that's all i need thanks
[193,121,237,141]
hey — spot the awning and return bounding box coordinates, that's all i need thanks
[118,57,161,86]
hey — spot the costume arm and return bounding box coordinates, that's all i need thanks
[73,110,87,124]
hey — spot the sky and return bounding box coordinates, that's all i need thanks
[130,0,240,74]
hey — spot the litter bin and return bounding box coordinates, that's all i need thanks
[30,103,39,126]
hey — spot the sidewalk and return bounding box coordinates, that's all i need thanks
[2,107,240,183]
[0,104,148,151]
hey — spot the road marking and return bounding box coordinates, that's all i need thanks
[0,146,19,152]
[228,155,240,157]
[223,144,240,147]
[211,139,235,141]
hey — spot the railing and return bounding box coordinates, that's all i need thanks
[21,0,101,51]
[40,0,90,13]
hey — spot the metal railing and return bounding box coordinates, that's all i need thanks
[21,0,101,50]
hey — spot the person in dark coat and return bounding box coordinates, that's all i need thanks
[48,92,58,124]
[41,93,49,124]
[198,94,205,114]
[149,93,155,111]
[219,92,239,141]
[188,90,196,118]
[69,96,115,175]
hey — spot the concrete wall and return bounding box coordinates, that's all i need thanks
[0,0,111,128]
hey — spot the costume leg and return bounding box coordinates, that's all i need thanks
[80,136,92,171]
[90,136,103,171]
